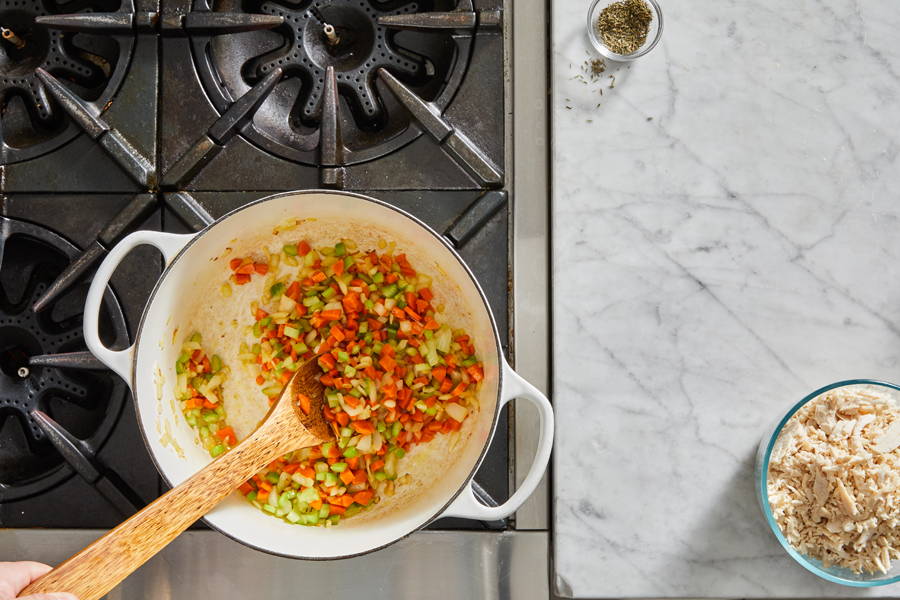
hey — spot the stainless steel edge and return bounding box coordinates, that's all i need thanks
[510,0,551,530]
[0,529,549,599]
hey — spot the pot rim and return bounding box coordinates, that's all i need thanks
[129,189,507,560]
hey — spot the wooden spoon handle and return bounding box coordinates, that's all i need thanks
[20,427,294,600]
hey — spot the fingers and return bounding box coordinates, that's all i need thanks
[0,562,53,598]
[17,594,77,600]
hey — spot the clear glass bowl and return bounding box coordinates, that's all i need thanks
[756,379,900,587]
[586,0,663,62]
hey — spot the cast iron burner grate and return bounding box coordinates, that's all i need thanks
[190,0,472,165]
[0,216,127,501]
[0,0,135,164]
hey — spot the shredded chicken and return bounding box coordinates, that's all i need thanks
[767,386,900,575]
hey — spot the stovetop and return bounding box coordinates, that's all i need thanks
[0,0,512,531]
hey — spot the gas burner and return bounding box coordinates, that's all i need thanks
[0,0,135,164]
[190,0,472,165]
[0,216,127,501]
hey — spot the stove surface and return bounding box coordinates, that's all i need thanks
[1,0,516,532]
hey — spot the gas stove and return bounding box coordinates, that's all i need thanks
[0,0,549,596]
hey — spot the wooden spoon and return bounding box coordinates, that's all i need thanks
[21,359,332,600]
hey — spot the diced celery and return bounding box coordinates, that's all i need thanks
[286,511,301,523]
[319,506,331,519]
[315,461,330,473]
[210,444,225,457]
[263,504,276,514]
[374,471,387,481]
[330,462,348,473]
[298,487,319,503]
[283,243,298,256]
[211,354,223,373]
[266,471,280,484]
[189,332,202,343]
[284,326,300,339]
[324,472,338,487]
[391,421,402,438]
[334,242,346,257]
[343,446,358,458]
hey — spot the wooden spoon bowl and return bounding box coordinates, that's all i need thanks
[21,359,331,600]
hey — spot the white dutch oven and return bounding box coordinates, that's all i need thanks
[83,190,553,559]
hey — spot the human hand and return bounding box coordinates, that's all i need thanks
[0,562,76,600]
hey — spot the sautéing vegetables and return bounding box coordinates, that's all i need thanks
[174,236,483,526]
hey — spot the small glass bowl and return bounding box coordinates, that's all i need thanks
[755,379,900,587]
[587,0,663,62]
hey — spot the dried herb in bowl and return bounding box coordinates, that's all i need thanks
[596,0,653,55]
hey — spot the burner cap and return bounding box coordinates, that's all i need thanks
[0,217,128,501]
[191,0,473,165]
[0,0,136,164]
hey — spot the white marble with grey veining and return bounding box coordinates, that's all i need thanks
[551,1,900,597]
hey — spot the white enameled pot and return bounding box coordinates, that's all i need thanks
[83,190,554,559]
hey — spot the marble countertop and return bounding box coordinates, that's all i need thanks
[550,1,900,598]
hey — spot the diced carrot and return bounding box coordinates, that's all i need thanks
[369,459,385,472]
[236,263,256,275]
[423,318,440,330]
[352,490,375,506]
[311,270,327,283]
[353,469,367,485]
[229,258,243,271]
[298,240,311,256]
[350,420,375,435]
[378,355,396,372]
[256,490,269,502]
[309,499,323,510]
[202,399,217,409]
[452,381,469,396]
[318,353,336,370]
[339,470,355,486]
[286,281,301,301]
[332,259,344,276]
[233,273,251,285]
[320,309,342,321]
[239,482,253,495]
[297,393,311,415]
[329,325,345,342]
[329,504,346,515]
[336,411,350,427]
[253,262,268,275]
[467,365,484,382]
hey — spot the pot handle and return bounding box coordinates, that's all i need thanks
[440,360,554,521]
[84,230,195,385]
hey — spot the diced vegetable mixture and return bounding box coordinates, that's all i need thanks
[174,236,484,526]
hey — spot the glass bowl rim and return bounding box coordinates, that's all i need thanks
[758,378,900,587]
[586,0,664,61]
